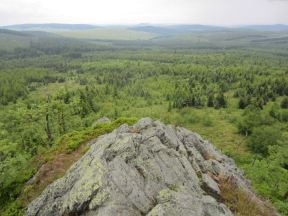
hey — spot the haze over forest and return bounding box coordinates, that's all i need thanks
[0,1,288,216]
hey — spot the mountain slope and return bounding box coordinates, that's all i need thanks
[0,29,64,51]
[0,29,34,51]
[0,29,100,53]
[54,28,158,40]
[25,118,276,216]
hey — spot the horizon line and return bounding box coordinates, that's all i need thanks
[1,23,288,27]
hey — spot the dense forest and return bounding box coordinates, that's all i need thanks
[0,28,288,215]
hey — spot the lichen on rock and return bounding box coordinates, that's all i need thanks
[25,118,262,216]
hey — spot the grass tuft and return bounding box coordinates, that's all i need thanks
[218,173,276,216]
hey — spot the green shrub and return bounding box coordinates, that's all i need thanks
[281,110,288,122]
[247,126,281,156]
[1,201,24,216]
[57,117,137,152]
[281,97,288,109]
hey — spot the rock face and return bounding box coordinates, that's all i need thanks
[26,118,254,216]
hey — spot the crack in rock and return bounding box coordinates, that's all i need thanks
[25,117,258,216]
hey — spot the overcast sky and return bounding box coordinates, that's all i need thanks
[0,0,288,26]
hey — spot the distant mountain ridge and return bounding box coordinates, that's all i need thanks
[240,24,288,31]
[130,24,227,34]
[2,23,288,33]
[129,24,288,35]
[1,23,98,31]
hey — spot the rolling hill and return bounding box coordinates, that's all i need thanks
[130,24,227,35]
[0,29,37,51]
[54,28,158,40]
[0,29,99,52]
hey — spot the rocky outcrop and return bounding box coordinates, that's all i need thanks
[25,118,260,216]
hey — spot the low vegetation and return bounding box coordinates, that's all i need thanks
[1,118,137,215]
[218,173,274,216]
[0,29,287,215]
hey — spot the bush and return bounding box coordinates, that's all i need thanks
[57,117,137,152]
[214,93,227,109]
[238,96,250,109]
[243,145,288,216]
[281,97,288,109]
[274,200,288,216]
[20,127,46,155]
[237,106,274,136]
[281,110,288,122]
[1,201,23,216]
[237,107,261,135]
[247,126,281,156]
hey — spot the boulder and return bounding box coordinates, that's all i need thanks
[92,117,111,128]
[26,118,259,216]
[96,117,111,123]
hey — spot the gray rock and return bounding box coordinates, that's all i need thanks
[202,173,221,196]
[26,118,257,216]
[97,117,111,123]
[92,117,111,127]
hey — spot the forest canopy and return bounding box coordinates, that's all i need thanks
[0,29,288,215]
